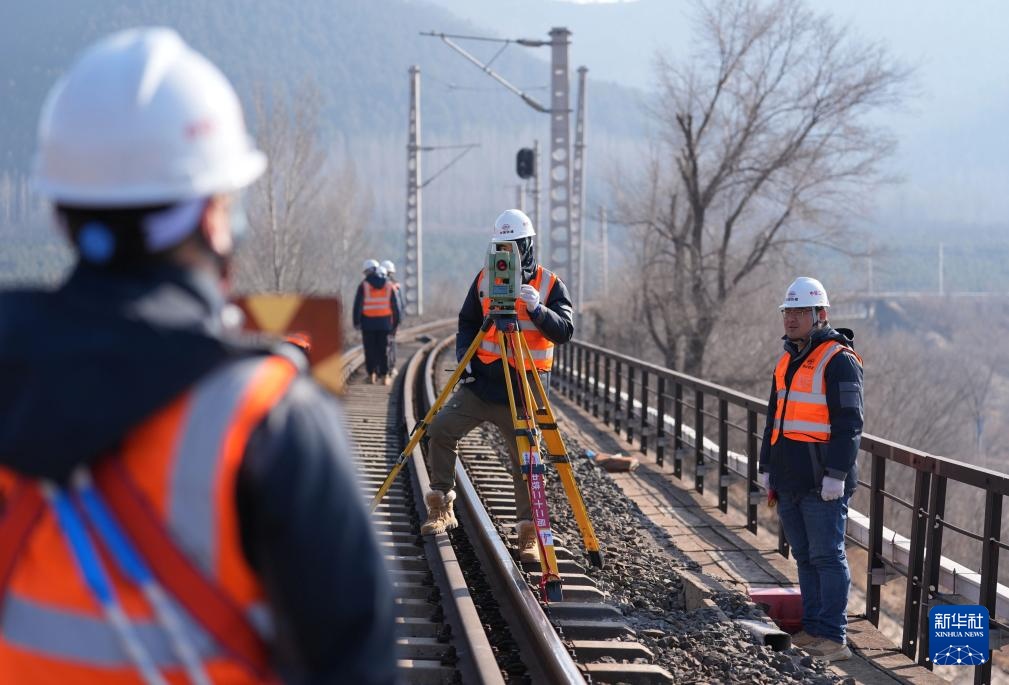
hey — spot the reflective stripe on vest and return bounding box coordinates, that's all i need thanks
[0,356,295,683]
[362,282,393,317]
[475,266,557,371]
[770,341,862,444]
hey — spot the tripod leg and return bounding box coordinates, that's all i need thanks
[503,330,563,601]
[519,334,604,569]
[370,321,492,512]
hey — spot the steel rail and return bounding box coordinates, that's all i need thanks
[422,336,586,685]
[401,338,504,684]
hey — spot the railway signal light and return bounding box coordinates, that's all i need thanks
[516,147,535,179]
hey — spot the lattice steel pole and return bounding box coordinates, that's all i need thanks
[572,66,587,312]
[405,65,422,316]
[548,27,573,290]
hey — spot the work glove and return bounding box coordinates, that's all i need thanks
[820,476,845,501]
[759,471,770,491]
[460,362,475,384]
[519,284,541,313]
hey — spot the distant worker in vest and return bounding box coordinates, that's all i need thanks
[421,209,573,565]
[353,259,400,384]
[380,259,404,378]
[757,277,864,663]
[0,28,395,684]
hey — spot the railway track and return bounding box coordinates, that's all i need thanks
[344,322,673,683]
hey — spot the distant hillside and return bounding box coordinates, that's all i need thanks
[0,0,646,172]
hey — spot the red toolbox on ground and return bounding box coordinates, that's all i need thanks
[748,587,803,633]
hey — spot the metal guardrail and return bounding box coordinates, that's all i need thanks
[554,339,1008,683]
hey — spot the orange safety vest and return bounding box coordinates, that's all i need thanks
[770,341,863,444]
[0,355,297,684]
[361,282,393,318]
[475,265,557,372]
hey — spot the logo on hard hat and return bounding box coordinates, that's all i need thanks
[785,290,798,302]
[809,290,821,296]
[500,223,514,234]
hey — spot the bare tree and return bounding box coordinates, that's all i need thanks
[618,0,909,375]
[235,83,373,295]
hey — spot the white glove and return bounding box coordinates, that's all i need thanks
[820,476,845,501]
[460,362,475,384]
[519,284,540,312]
[759,472,770,490]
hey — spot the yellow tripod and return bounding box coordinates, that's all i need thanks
[370,314,603,602]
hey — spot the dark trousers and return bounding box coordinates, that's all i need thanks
[362,330,391,376]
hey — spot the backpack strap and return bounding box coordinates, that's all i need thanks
[93,458,274,681]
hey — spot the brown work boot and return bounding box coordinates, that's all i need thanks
[516,520,540,564]
[805,638,851,662]
[790,630,818,648]
[368,372,377,384]
[420,490,457,535]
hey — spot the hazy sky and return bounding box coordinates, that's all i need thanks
[423,0,1009,229]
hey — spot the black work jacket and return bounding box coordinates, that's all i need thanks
[0,263,396,684]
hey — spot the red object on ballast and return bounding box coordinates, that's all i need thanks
[748,587,803,633]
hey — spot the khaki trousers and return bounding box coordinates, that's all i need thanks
[427,386,533,521]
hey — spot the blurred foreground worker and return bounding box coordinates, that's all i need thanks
[421,209,573,564]
[379,259,404,378]
[757,277,863,663]
[353,260,400,385]
[0,28,394,684]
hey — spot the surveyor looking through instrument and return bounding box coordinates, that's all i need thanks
[420,209,573,560]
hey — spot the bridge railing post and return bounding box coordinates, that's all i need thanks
[656,377,667,467]
[976,491,1003,685]
[918,475,947,669]
[613,360,623,434]
[901,469,931,660]
[866,451,886,627]
[746,409,759,534]
[602,356,612,426]
[640,369,650,454]
[673,382,683,479]
[626,366,636,443]
[717,399,729,514]
[591,350,601,418]
[694,389,705,494]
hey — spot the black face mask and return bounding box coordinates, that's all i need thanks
[516,237,536,279]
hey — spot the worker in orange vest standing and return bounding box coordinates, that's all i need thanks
[0,28,395,684]
[353,260,400,385]
[420,209,574,565]
[757,277,863,663]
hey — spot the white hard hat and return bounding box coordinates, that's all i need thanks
[780,277,830,309]
[33,28,266,206]
[492,209,535,240]
[362,258,379,272]
[376,266,388,278]
[380,259,396,274]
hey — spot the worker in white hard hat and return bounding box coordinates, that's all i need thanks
[420,209,575,566]
[353,258,400,384]
[0,28,394,684]
[379,259,405,378]
[757,277,863,664]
